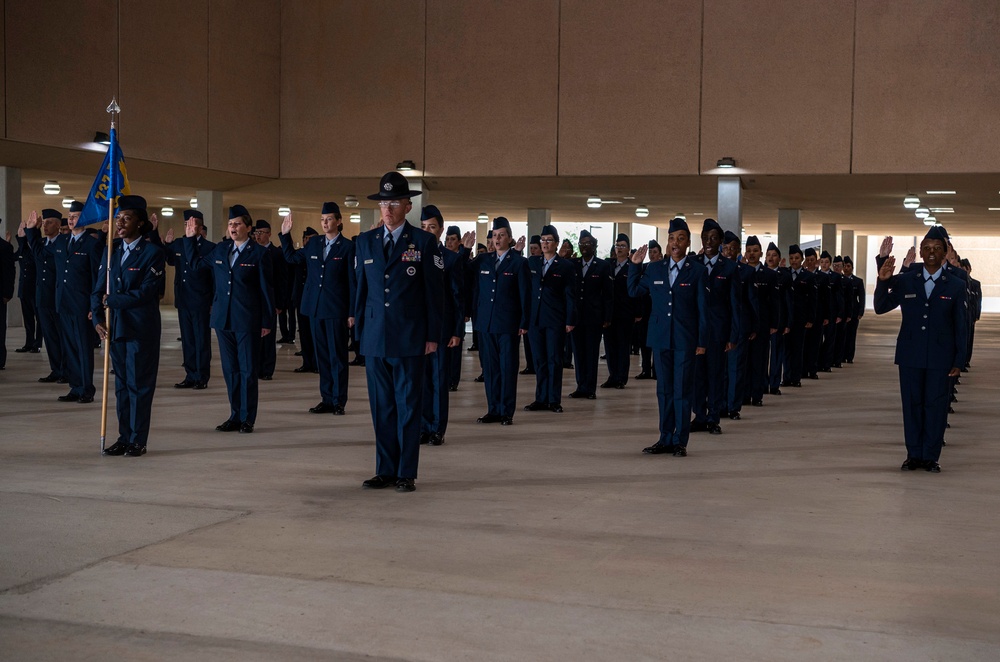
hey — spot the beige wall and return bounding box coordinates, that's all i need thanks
[2,0,1000,179]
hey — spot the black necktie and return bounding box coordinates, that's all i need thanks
[384,234,394,260]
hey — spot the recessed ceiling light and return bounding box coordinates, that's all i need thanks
[929,207,954,213]
[344,195,359,208]
[925,190,956,195]
[396,160,415,172]
[716,156,736,168]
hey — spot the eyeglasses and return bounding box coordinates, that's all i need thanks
[540,238,556,243]
[377,200,406,208]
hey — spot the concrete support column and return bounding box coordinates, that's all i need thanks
[1,167,23,329]
[526,209,550,243]
[856,235,869,284]
[717,176,743,238]
[822,223,838,256]
[405,179,424,226]
[196,190,224,243]
[353,209,377,240]
[841,229,855,261]
[777,209,801,256]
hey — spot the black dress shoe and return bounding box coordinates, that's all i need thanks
[102,440,128,456]
[500,416,514,426]
[635,371,653,380]
[727,411,741,421]
[791,381,802,387]
[239,422,254,433]
[524,401,549,411]
[586,393,596,399]
[519,368,535,375]
[751,399,763,407]
[294,366,311,373]
[56,377,68,384]
[689,421,709,433]
[419,432,431,445]
[259,374,272,381]
[708,424,723,434]
[216,419,241,432]
[568,390,586,398]
[925,462,942,473]
[395,478,416,492]
[331,405,345,416]
[277,337,294,344]
[770,387,782,396]
[294,350,304,356]
[349,357,366,366]
[309,402,336,414]
[174,380,196,389]
[38,374,59,383]
[806,373,819,380]
[362,475,394,489]
[599,380,617,389]
[834,363,843,369]
[193,382,208,390]
[642,442,674,454]
[448,384,458,392]
[428,433,444,446]
[900,458,921,471]
[948,406,955,414]
[124,445,147,457]
[614,383,625,389]
[29,347,41,353]
[474,374,485,382]
[477,413,502,424]
[550,404,564,413]
[15,346,31,353]
[78,396,94,404]
[950,394,958,403]
[672,446,688,457]
[467,345,479,352]
[820,368,832,373]
[58,393,80,402]
[563,362,574,369]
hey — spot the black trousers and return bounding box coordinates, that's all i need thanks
[37,306,64,378]
[279,306,296,341]
[297,309,316,370]
[20,295,42,349]
[604,318,634,386]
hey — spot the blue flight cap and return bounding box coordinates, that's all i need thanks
[321,201,341,216]
[746,235,761,248]
[923,226,949,244]
[229,204,250,220]
[804,247,817,258]
[648,239,661,251]
[615,233,630,247]
[420,204,442,222]
[820,250,832,260]
[117,195,149,228]
[843,255,853,266]
[41,208,63,220]
[668,217,689,235]
[492,217,511,233]
[254,219,271,231]
[788,244,802,256]
[303,226,318,237]
[446,225,461,238]
[833,255,843,264]
[530,235,541,245]
[184,209,204,221]
[68,201,84,213]
[702,218,723,237]
[767,241,779,254]
[578,230,593,242]
[540,224,559,242]
[723,230,740,245]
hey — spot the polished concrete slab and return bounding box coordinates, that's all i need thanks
[0,311,998,660]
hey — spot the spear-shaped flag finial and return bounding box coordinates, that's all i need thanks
[106,97,120,114]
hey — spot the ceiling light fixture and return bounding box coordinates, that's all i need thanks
[278,206,291,216]
[903,195,920,209]
[43,180,60,195]
[396,160,415,172]
[161,206,174,217]
[717,157,736,168]
[61,197,75,209]
[922,215,937,226]
[93,131,111,145]
[587,195,602,209]
[635,205,649,218]
[929,207,954,213]
[926,190,956,195]
[344,195,359,208]
[350,213,361,223]
[914,206,930,219]
[675,213,687,221]
[189,197,198,208]
[477,213,488,223]
[988,207,1000,211]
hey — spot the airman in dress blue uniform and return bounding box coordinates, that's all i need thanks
[24,209,67,383]
[254,219,287,381]
[874,226,967,473]
[159,209,215,389]
[92,196,165,457]
[183,204,275,433]
[604,233,637,389]
[356,173,444,492]
[280,203,356,415]
[633,240,659,381]
[291,226,318,373]
[50,201,102,403]
[444,225,469,390]
[802,247,828,380]
[629,217,708,457]
[0,220,14,369]
[817,250,845,372]
[569,230,612,399]
[740,236,780,407]
[417,206,464,445]
[468,217,531,425]
[765,243,790,394]
[691,219,740,434]
[13,221,42,354]
[782,244,817,388]
[722,230,754,418]
[524,224,577,413]
[841,255,865,364]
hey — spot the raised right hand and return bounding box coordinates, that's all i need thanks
[630,245,647,265]
[879,236,893,259]
[281,212,293,235]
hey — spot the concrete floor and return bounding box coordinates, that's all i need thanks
[1,311,998,661]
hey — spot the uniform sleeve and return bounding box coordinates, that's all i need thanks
[181,236,212,272]
[449,256,465,338]
[347,241,357,320]
[517,258,531,331]
[354,238,368,336]
[423,237,444,343]
[953,287,969,370]
[0,241,15,300]
[728,267,742,344]
[626,262,648,298]
[696,268,710,348]
[601,265,614,326]
[873,275,901,314]
[564,264,578,327]
[279,232,305,265]
[91,248,110,324]
[259,247,275,330]
[105,250,165,310]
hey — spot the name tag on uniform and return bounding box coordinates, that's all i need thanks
[905,293,916,298]
[530,270,537,274]
[310,255,318,260]
[481,270,490,275]
[364,259,374,264]
[175,252,182,257]
[654,280,664,285]
[215,260,224,264]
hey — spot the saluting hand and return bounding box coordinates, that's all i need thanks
[902,246,916,268]
[149,213,159,231]
[461,231,476,250]
[184,220,197,238]
[25,210,38,229]
[878,255,896,281]
[879,236,894,259]
[695,347,706,355]
[17,220,25,238]
[281,212,293,235]
[630,245,647,264]
[779,257,786,268]
[514,236,526,252]
[164,228,175,243]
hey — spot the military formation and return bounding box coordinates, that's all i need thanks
[0,173,983,485]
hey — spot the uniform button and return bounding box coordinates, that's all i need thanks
[668,302,672,306]
[385,303,390,307]
[384,274,389,279]
[668,313,671,317]
[923,314,927,319]
[385,288,390,293]
[921,326,926,330]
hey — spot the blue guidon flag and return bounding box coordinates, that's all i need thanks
[78,126,131,227]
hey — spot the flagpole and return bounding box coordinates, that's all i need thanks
[99,98,121,452]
